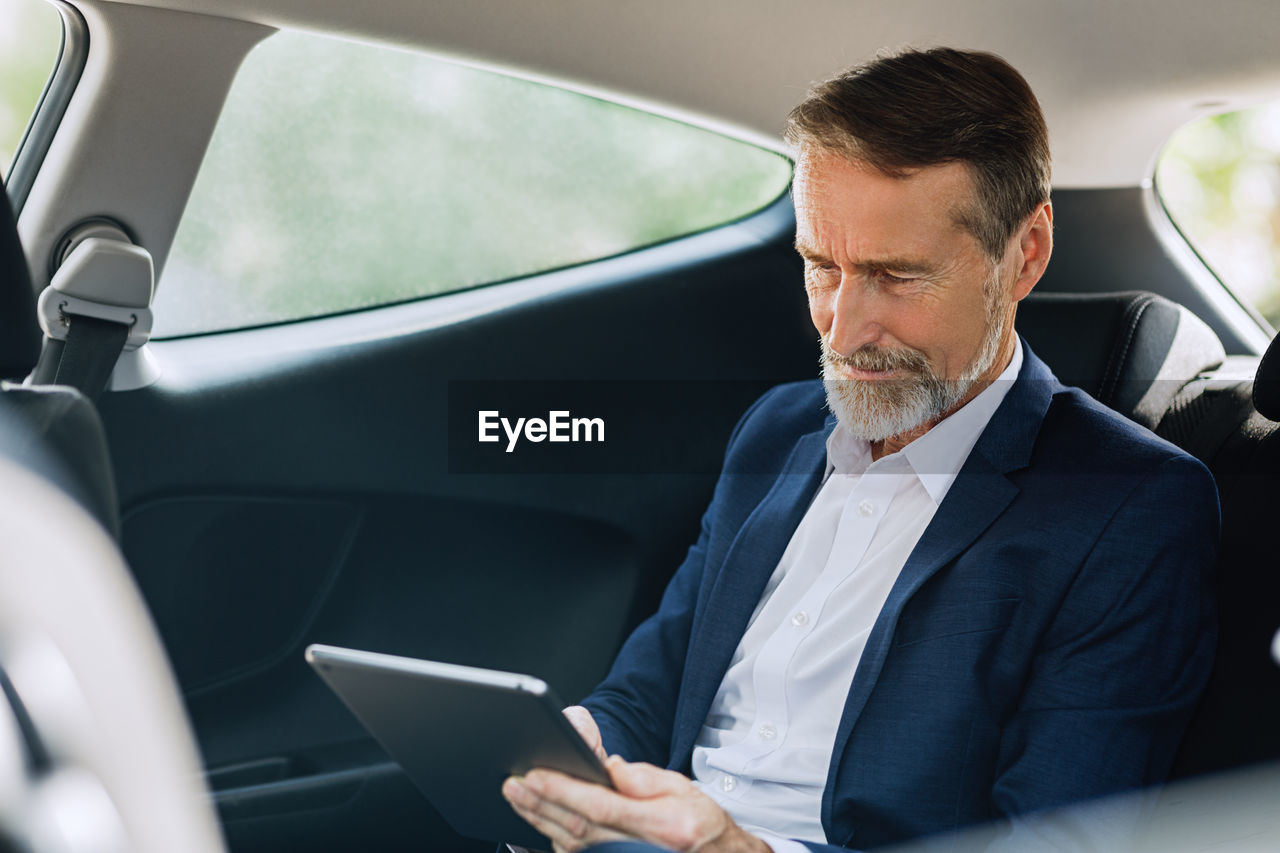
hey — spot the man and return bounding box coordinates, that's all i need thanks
[502,48,1218,852]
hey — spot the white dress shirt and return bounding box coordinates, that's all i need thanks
[691,340,1023,852]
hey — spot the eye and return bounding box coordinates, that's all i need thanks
[876,270,917,285]
[802,263,840,297]
[804,261,840,281]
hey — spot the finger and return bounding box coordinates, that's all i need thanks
[506,794,582,848]
[515,802,631,853]
[503,777,631,852]
[505,776,590,845]
[522,768,646,834]
[505,775,590,833]
[524,766,698,846]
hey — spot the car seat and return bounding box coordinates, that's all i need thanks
[0,176,224,852]
[1158,330,1280,778]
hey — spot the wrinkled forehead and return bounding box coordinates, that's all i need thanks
[792,149,983,255]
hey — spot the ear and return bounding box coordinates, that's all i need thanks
[1011,201,1052,302]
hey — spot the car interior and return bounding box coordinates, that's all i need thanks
[2,1,1280,851]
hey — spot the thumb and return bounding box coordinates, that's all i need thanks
[563,706,601,746]
[563,705,607,762]
[606,757,686,800]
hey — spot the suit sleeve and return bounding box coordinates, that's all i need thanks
[981,453,1219,850]
[579,387,782,766]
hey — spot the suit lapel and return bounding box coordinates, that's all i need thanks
[821,339,1062,828]
[822,454,1017,814]
[670,424,830,765]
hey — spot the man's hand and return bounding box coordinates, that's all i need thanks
[562,705,608,763]
[502,755,770,853]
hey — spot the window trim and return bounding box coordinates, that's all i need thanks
[1151,171,1276,343]
[6,0,88,214]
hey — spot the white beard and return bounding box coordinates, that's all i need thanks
[822,280,1007,442]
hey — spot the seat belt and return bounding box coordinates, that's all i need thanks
[30,316,130,400]
[30,232,155,401]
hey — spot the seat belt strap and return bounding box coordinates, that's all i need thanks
[31,315,131,401]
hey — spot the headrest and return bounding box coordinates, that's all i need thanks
[0,382,120,540]
[1017,291,1226,430]
[1254,332,1280,420]
[0,179,42,380]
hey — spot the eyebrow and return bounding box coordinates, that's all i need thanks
[793,241,940,276]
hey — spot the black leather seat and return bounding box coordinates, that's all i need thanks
[1159,332,1280,779]
[1016,290,1226,429]
[0,173,40,383]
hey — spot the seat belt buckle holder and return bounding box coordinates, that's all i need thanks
[38,291,153,351]
[36,237,155,352]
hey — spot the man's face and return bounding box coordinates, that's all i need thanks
[792,148,1016,443]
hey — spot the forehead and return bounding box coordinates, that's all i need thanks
[792,149,979,260]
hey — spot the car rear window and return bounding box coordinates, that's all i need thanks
[0,0,62,183]
[155,29,793,338]
[1157,101,1280,329]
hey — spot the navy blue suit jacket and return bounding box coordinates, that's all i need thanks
[581,340,1218,851]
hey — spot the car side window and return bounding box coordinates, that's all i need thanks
[155,29,793,338]
[1157,102,1280,329]
[0,0,62,182]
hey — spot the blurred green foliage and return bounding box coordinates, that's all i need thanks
[1158,104,1280,327]
[157,30,792,337]
[0,0,61,182]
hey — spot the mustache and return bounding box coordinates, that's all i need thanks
[821,340,930,374]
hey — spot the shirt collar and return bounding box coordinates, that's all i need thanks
[824,336,1024,506]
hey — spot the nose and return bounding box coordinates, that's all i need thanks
[820,274,887,356]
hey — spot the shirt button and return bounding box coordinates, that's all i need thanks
[791,611,809,628]
[857,499,875,517]
[721,775,737,792]
[758,723,777,740]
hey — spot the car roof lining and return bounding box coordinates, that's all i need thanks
[90,0,1280,189]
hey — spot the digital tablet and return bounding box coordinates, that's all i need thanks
[305,644,611,847]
